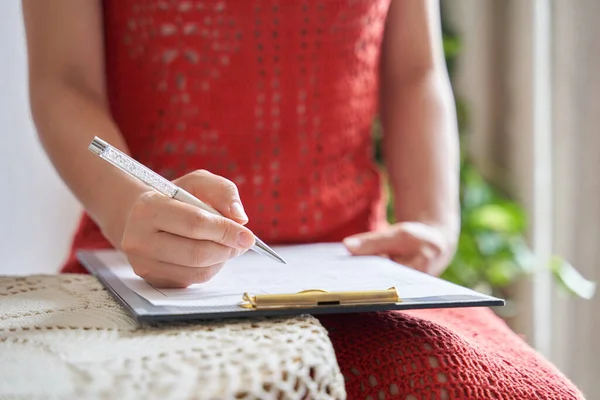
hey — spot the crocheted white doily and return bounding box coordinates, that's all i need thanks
[0,275,346,399]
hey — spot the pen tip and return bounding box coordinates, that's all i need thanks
[275,255,287,264]
[253,237,287,264]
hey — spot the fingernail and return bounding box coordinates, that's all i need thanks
[237,231,254,249]
[344,237,362,250]
[230,201,248,221]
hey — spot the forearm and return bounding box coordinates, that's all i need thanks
[380,71,460,234]
[30,80,146,246]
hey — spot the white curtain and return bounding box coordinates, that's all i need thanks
[446,0,599,397]
[551,1,600,395]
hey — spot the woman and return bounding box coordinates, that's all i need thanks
[22,0,582,398]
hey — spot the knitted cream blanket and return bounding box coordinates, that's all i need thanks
[0,274,346,399]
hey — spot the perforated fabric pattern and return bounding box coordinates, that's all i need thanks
[0,275,345,399]
[87,0,390,247]
[318,310,585,400]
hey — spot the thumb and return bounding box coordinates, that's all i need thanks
[175,170,249,224]
[343,228,409,256]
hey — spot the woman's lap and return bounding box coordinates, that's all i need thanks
[61,236,583,399]
[318,307,583,399]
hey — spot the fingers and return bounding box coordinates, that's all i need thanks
[393,245,444,275]
[145,194,255,249]
[343,227,411,256]
[120,169,255,288]
[343,222,444,257]
[398,222,447,252]
[391,253,428,273]
[123,229,245,268]
[343,222,447,276]
[129,254,224,288]
[175,169,248,224]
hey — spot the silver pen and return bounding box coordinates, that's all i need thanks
[88,136,286,264]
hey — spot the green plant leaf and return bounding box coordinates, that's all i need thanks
[456,230,479,257]
[461,167,494,210]
[473,231,508,257]
[507,237,536,273]
[485,260,521,288]
[443,259,480,288]
[443,35,461,59]
[440,264,461,286]
[469,203,526,233]
[550,256,596,300]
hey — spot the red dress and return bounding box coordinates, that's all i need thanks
[62,1,583,398]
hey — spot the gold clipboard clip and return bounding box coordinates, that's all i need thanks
[239,287,401,309]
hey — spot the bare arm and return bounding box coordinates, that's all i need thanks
[23,0,255,286]
[380,0,460,236]
[22,0,146,246]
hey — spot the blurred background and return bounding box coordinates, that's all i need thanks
[1,0,598,398]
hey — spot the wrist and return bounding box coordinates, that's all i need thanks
[97,185,147,249]
[393,209,460,237]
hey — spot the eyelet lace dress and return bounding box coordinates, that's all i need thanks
[61,1,584,398]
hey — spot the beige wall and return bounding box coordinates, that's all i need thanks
[0,2,81,276]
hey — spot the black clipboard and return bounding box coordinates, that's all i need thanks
[77,250,505,324]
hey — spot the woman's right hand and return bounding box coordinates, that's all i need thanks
[116,170,255,288]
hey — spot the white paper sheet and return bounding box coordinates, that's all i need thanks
[97,243,489,307]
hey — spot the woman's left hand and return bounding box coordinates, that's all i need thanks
[343,222,457,276]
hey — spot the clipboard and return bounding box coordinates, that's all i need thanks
[77,244,504,324]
